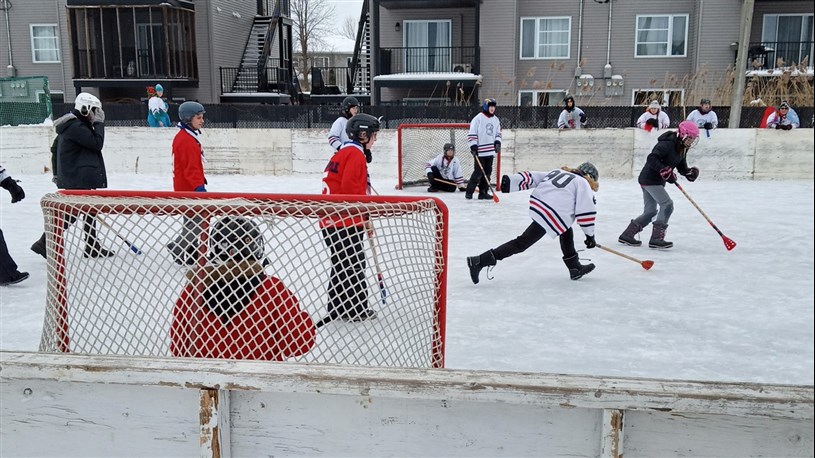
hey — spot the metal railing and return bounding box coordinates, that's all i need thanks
[746,41,813,70]
[378,46,478,75]
[220,61,291,94]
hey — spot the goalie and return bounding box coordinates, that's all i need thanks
[467,163,599,283]
[425,143,466,192]
[170,217,316,360]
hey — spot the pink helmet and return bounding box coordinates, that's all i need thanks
[678,120,700,140]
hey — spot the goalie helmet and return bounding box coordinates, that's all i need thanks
[577,162,599,182]
[74,92,102,116]
[443,143,455,153]
[346,113,380,142]
[210,217,265,263]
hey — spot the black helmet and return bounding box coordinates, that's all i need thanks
[346,113,381,142]
[342,96,360,117]
[443,143,455,153]
[577,162,599,182]
[209,217,265,263]
[563,95,575,111]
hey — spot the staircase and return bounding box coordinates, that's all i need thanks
[233,17,274,92]
[350,0,372,94]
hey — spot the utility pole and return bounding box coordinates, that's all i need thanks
[729,0,755,128]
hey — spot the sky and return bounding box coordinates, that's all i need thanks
[325,0,365,52]
[1,172,813,386]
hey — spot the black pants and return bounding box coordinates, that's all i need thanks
[493,223,577,261]
[429,166,457,192]
[0,229,20,282]
[466,155,494,196]
[322,226,369,317]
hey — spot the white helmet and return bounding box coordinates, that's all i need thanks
[74,92,102,116]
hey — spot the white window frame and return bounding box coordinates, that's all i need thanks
[631,88,685,107]
[761,13,814,66]
[634,14,688,58]
[30,24,60,63]
[520,16,571,60]
[312,56,330,68]
[518,89,567,107]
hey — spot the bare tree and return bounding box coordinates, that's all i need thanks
[339,15,358,42]
[291,0,336,91]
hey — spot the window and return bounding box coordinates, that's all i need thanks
[30,25,60,63]
[312,56,330,68]
[635,15,687,57]
[761,14,814,66]
[520,17,571,59]
[519,90,567,107]
[403,20,452,72]
[632,89,683,107]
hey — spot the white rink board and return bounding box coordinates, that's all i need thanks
[2,351,812,457]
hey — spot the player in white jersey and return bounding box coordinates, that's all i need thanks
[467,163,599,282]
[464,98,502,200]
[637,100,671,131]
[686,98,718,133]
[557,95,587,129]
[327,96,359,151]
[425,143,466,192]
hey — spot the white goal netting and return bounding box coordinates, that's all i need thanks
[397,123,500,189]
[38,191,447,368]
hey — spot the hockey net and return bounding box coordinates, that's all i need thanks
[397,123,501,189]
[38,190,448,368]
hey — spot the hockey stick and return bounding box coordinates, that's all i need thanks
[430,177,466,191]
[366,221,388,306]
[95,215,143,255]
[596,244,654,270]
[473,155,500,203]
[673,182,736,251]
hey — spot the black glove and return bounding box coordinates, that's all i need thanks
[584,234,596,249]
[782,124,793,130]
[579,112,587,123]
[364,148,373,163]
[1,176,25,203]
[500,175,511,193]
[775,123,784,130]
[494,141,501,154]
[685,166,699,182]
[470,144,478,157]
[659,166,677,184]
[646,118,659,128]
[703,122,713,130]
[426,172,434,183]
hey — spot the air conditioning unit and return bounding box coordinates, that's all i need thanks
[452,63,472,73]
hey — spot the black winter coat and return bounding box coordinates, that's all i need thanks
[54,110,107,190]
[638,131,691,186]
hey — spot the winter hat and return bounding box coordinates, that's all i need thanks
[648,100,661,110]
[779,101,790,109]
[155,84,164,93]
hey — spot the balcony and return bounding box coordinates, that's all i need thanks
[377,46,478,75]
[745,40,814,71]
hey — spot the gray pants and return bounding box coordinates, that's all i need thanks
[633,185,674,227]
[167,216,203,259]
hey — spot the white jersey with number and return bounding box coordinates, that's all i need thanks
[467,112,502,157]
[507,169,596,238]
[424,154,465,185]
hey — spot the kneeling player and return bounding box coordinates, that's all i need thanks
[467,163,599,282]
[425,143,466,192]
[170,217,316,360]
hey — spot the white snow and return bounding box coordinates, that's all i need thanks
[1,173,813,385]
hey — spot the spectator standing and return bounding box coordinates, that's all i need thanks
[465,98,502,200]
[320,113,381,323]
[147,84,172,127]
[426,143,466,192]
[327,96,360,151]
[167,101,207,265]
[765,101,800,130]
[30,93,114,259]
[637,100,671,131]
[686,98,719,134]
[557,95,587,129]
[1,165,29,286]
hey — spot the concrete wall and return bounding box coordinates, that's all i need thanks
[1,126,812,180]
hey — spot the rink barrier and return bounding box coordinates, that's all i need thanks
[1,351,812,457]
[1,126,813,180]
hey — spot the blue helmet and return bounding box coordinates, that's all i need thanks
[481,98,497,112]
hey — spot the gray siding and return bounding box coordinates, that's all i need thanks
[693,0,742,104]
[479,0,517,106]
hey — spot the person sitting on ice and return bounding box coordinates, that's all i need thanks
[425,143,467,192]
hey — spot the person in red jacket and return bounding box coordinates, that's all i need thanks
[168,101,207,265]
[319,113,381,324]
[170,217,316,360]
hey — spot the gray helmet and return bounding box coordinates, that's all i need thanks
[178,101,205,124]
[209,217,265,263]
[342,96,360,117]
[443,143,455,153]
[346,113,380,142]
[577,162,599,182]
